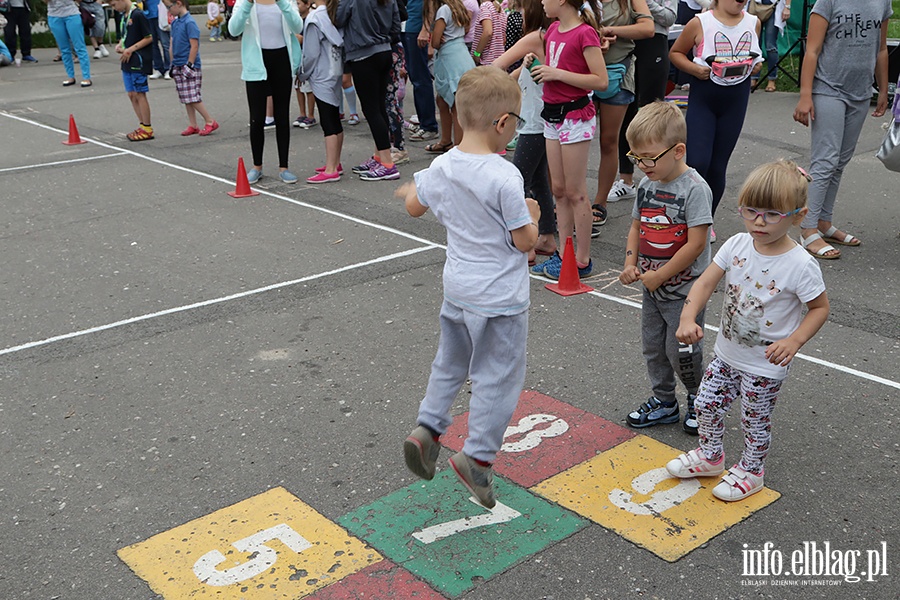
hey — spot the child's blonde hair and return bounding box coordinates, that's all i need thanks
[456,66,522,131]
[563,0,601,32]
[625,101,686,149]
[738,160,809,213]
[426,0,471,29]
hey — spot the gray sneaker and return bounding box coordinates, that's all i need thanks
[404,426,440,480]
[448,451,495,508]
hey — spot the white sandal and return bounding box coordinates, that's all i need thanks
[819,225,861,246]
[801,232,840,260]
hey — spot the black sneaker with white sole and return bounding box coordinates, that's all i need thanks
[683,393,699,435]
[626,396,679,428]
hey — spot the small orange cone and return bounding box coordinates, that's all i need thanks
[545,236,593,296]
[227,157,260,198]
[62,114,87,145]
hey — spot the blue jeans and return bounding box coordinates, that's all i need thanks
[401,31,438,133]
[48,14,91,80]
[158,26,171,70]
[761,17,780,80]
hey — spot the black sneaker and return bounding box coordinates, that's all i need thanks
[683,393,699,435]
[626,396,679,428]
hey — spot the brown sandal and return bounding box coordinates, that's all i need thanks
[126,128,154,142]
[425,141,454,153]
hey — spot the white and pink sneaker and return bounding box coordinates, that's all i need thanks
[712,466,764,502]
[666,448,725,478]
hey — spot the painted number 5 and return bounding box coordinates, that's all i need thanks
[193,523,312,586]
[609,467,701,515]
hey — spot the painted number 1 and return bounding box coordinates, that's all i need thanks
[193,523,312,586]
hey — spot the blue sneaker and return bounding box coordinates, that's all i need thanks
[359,162,399,181]
[531,251,560,276]
[626,397,679,428]
[543,258,592,281]
[246,168,262,184]
[352,157,379,174]
[22,55,38,63]
[279,169,298,184]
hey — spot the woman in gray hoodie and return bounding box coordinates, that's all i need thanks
[335,0,402,181]
[300,0,346,183]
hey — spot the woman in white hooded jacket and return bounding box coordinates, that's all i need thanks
[299,0,346,183]
[229,0,304,184]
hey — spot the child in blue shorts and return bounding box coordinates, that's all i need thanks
[111,0,155,141]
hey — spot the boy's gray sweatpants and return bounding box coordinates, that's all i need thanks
[642,289,705,405]
[417,300,528,463]
[801,93,869,230]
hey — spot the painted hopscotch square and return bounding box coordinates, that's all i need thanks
[442,390,636,487]
[307,560,447,600]
[338,471,587,597]
[531,436,780,562]
[118,487,382,599]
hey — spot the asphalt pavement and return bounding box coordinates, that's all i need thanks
[1,38,898,600]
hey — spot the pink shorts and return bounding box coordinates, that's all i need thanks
[543,117,595,145]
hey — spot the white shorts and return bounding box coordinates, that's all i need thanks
[543,117,596,145]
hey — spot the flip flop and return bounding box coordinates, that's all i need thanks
[801,232,840,260]
[819,225,860,246]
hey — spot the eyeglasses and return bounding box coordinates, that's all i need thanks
[625,143,678,168]
[493,112,526,128]
[738,206,802,224]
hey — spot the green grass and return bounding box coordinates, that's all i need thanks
[891,1,900,38]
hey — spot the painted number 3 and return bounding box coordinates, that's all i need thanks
[193,524,312,586]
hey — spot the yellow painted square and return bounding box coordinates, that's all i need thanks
[117,487,381,599]
[531,436,780,562]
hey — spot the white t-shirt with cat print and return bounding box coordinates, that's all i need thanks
[712,233,826,380]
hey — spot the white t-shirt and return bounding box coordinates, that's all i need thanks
[435,4,465,42]
[414,149,532,317]
[712,233,826,380]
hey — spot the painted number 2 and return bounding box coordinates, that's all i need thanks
[501,414,569,453]
[608,467,701,515]
[193,523,312,586]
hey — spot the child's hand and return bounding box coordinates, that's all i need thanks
[765,337,802,366]
[120,48,132,63]
[394,182,415,201]
[676,321,704,345]
[529,64,560,84]
[793,96,815,126]
[694,65,711,80]
[638,269,665,292]
[525,197,540,223]
[619,265,641,285]
[523,52,536,69]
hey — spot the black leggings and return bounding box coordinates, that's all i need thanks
[619,33,671,175]
[316,98,343,137]
[246,47,293,169]
[512,133,555,235]
[348,51,393,152]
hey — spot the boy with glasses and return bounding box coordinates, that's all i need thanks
[618,101,713,435]
[397,67,540,509]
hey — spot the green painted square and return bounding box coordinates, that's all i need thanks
[338,471,587,597]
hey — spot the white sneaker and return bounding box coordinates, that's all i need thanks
[99,44,109,57]
[666,448,725,478]
[93,48,102,59]
[149,70,164,80]
[712,466,764,501]
[607,179,636,203]
[164,71,171,80]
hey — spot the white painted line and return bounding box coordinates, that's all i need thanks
[0,245,439,357]
[0,111,444,249]
[3,111,898,392]
[0,152,128,174]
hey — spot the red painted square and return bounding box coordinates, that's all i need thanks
[308,560,446,599]
[442,390,637,487]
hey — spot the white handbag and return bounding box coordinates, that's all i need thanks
[876,83,900,172]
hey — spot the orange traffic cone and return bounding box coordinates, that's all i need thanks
[62,114,87,146]
[227,157,260,198]
[545,236,593,296]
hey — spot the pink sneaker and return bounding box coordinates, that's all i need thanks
[712,466,764,501]
[198,120,219,136]
[181,125,200,136]
[306,171,341,184]
[315,163,343,175]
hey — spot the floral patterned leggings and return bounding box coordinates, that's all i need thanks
[695,357,782,475]
[386,42,406,152]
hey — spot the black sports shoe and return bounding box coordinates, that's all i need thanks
[683,393,699,435]
[626,396,679,428]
